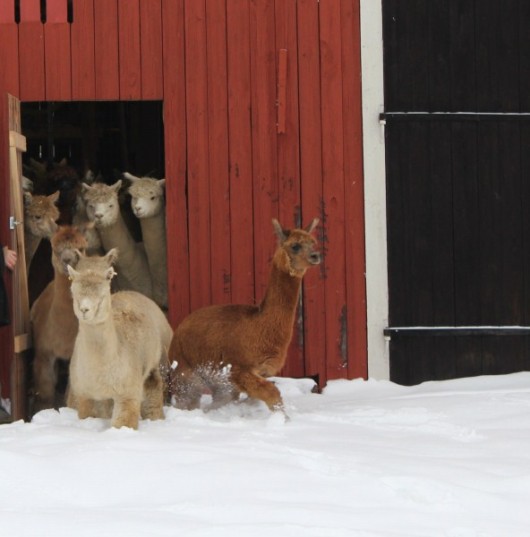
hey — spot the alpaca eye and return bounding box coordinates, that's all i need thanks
[291,243,302,253]
[35,216,41,221]
[150,196,156,201]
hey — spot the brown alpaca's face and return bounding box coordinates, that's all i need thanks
[282,229,321,275]
[51,225,89,274]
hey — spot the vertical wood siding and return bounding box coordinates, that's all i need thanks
[0,0,367,395]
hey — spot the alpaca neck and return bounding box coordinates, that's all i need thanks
[98,214,139,265]
[260,259,302,322]
[51,267,74,310]
[140,212,167,265]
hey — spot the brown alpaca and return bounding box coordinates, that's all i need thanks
[23,191,60,268]
[168,218,321,414]
[30,224,92,413]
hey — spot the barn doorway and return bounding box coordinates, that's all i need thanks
[20,100,166,415]
[21,100,165,303]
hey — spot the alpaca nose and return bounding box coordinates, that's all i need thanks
[309,252,321,265]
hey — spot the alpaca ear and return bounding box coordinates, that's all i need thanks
[84,169,95,184]
[123,172,140,183]
[305,218,319,234]
[158,179,166,188]
[67,265,80,280]
[105,267,117,281]
[111,179,123,192]
[272,219,287,242]
[49,191,60,205]
[73,248,85,260]
[81,182,93,193]
[58,158,68,167]
[104,248,119,266]
[23,192,32,207]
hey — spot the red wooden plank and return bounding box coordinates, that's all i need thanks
[185,0,211,311]
[275,0,303,378]
[162,0,189,327]
[140,0,163,99]
[206,0,231,305]
[276,49,287,134]
[118,0,141,99]
[0,6,19,96]
[297,0,326,385]
[44,0,72,100]
[249,0,278,302]
[46,0,68,22]
[71,0,96,100]
[94,0,119,100]
[226,0,254,305]
[341,0,367,379]
[320,0,348,381]
[18,12,45,101]
[19,0,40,21]
[0,0,15,23]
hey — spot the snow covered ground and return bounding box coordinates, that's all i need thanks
[1,372,530,537]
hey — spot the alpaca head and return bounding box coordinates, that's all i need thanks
[82,180,122,228]
[272,218,321,277]
[124,173,166,219]
[68,264,116,324]
[24,191,60,238]
[50,224,91,275]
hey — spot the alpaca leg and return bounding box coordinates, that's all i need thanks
[205,382,239,411]
[112,398,141,429]
[32,352,58,413]
[77,397,99,419]
[232,370,284,412]
[141,368,165,420]
[171,366,204,410]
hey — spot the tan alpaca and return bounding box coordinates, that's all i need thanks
[67,263,173,429]
[81,180,153,299]
[30,224,92,413]
[23,191,60,269]
[168,218,321,414]
[72,171,104,255]
[125,172,168,309]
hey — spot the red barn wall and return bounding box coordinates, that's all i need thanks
[0,0,366,400]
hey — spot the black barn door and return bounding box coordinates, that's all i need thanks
[382,1,530,384]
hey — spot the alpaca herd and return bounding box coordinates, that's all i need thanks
[22,160,321,428]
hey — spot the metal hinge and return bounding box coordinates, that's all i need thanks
[9,216,21,230]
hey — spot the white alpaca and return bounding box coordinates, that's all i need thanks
[66,262,173,429]
[23,191,60,269]
[82,180,153,299]
[125,172,168,309]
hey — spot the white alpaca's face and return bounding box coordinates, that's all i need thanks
[85,198,120,228]
[70,275,112,324]
[128,178,165,219]
[130,191,162,218]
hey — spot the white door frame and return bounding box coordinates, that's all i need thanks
[360,0,389,379]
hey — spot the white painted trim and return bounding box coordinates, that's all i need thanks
[360,0,389,379]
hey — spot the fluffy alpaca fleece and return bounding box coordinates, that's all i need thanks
[125,172,168,309]
[30,224,90,413]
[23,191,60,269]
[67,262,173,429]
[81,180,153,299]
[168,218,321,415]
